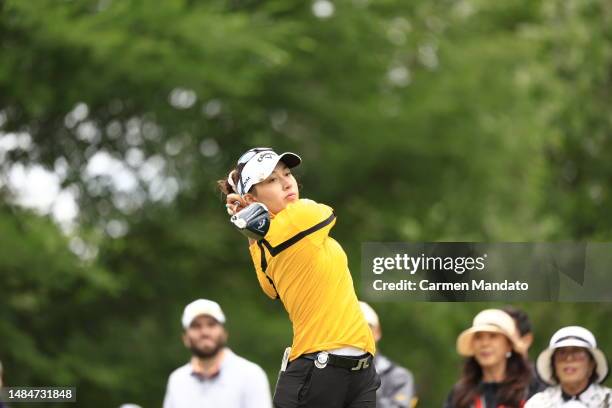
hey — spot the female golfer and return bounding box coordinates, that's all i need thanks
[218,147,379,408]
[525,326,611,407]
[445,309,532,408]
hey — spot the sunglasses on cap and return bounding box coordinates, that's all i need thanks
[237,147,274,166]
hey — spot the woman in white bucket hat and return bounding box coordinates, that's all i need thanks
[445,309,533,408]
[525,326,611,408]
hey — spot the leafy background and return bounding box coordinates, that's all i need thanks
[1,0,611,406]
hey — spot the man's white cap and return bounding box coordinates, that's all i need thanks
[237,149,301,196]
[359,301,380,327]
[181,299,226,329]
[536,326,609,385]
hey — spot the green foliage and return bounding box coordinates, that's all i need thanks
[1,0,611,407]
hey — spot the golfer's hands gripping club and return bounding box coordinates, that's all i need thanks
[230,202,270,240]
[225,193,246,215]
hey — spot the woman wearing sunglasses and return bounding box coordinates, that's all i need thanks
[218,148,379,408]
[525,326,611,407]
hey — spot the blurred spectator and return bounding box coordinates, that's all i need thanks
[359,302,417,408]
[163,299,272,408]
[445,309,532,408]
[501,306,534,350]
[526,326,611,407]
[501,306,547,395]
[0,359,5,408]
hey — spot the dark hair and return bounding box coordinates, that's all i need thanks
[216,163,246,196]
[551,349,598,385]
[451,353,532,408]
[501,306,532,337]
[217,147,277,196]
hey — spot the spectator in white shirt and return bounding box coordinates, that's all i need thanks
[163,299,272,408]
[526,326,611,408]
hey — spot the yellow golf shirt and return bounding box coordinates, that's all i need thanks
[248,199,375,361]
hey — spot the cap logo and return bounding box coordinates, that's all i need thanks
[257,153,275,162]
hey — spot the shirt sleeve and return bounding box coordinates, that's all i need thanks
[242,365,272,408]
[249,242,279,299]
[524,392,546,408]
[443,387,455,408]
[383,367,417,408]
[162,377,173,408]
[247,199,334,299]
[281,199,336,247]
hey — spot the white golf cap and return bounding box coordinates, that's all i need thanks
[536,326,609,385]
[359,301,380,327]
[181,299,226,329]
[236,149,301,196]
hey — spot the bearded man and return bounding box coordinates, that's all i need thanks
[163,299,272,408]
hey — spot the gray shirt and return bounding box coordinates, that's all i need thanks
[375,353,417,408]
[163,348,272,408]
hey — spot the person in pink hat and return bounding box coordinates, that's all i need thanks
[444,309,533,408]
